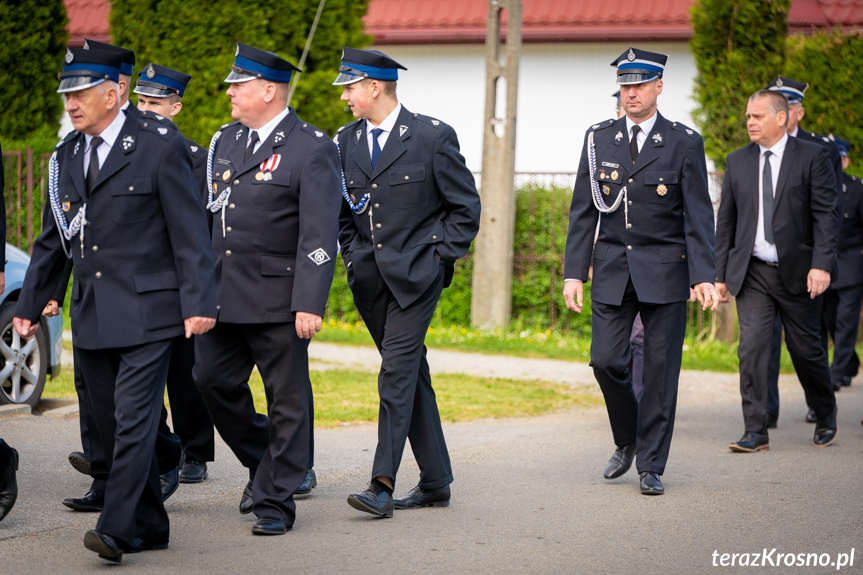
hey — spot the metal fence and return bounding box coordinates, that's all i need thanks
[2,147,50,253]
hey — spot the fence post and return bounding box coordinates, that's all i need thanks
[26,146,33,250]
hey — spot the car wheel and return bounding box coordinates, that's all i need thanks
[0,301,48,407]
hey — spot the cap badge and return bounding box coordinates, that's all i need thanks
[603,185,611,195]
[399,125,408,137]
[83,40,90,50]
[652,133,663,144]
[776,78,783,87]
[657,184,668,196]
[121,135,135,151]
[308,247,332,266]
[615,131,623,142]
[627,48,635,62]
[146,64,156,79]
[315,131,323,138]
[65,48,74,63]
[190,145,198,153]
[158,127,168,135]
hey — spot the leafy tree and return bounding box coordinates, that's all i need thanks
[111,0,370,146]
[690,0,790,171]
[785,30,863,178]
[0,0,68,141]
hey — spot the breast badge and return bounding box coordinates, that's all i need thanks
[603,185,611,195]
[62,202,70,212]
[222,170,231,181]
[610,170,619,181]
[657,184,668,196]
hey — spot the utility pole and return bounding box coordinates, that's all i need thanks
[471,0,521,328]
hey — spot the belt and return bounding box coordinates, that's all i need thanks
[751,256,779,269]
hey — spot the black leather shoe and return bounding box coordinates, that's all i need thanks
[68,451,91,476]
[832,379,843,392]
[127,538,169,553]
[814,407,838,447]
[394,484,451,509]
[765,413,778,429]
[603,443,636,479]
[63,489,104,512]
[840,375,852,387]
[729,432,769,452]
[83,530,123,563]
[296,468,317,495]
[347,481,394,518]
[805,409,817,423]
[160,465,180,501]
[0,440,19,522]
[252,517,288,535]
[239,480,254,514]
[179,460,208,483]
[639,472,664,495]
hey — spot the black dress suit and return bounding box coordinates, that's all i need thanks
[715,136,839,433]
[564,113,715,475]
[16,110,216,548]
[194,108,340,526]
[824,173,863,383]
[337,105,481,488]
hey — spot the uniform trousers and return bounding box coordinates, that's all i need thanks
[76,339,173,547]
[736,259,836,433]
[354,263,452,490]
[164,334,214,462]
[824,283,863,383]
[194,322,310,525]
[590,277,686,475]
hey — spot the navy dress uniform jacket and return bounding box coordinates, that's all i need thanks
[833,173,863,290]
[715,137,839,296]
[208,109,341,322]
[16,111,217,349]
[564,113,716,304]
[336,106,481,309]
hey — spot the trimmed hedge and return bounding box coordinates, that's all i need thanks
[110,0,371,146]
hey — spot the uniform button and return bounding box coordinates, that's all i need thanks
[376,243,382,250]
[226,226,232,233]
[659,177,664,182]
[432,235,437,239]
[627,245,632,251]
[404,175,409,180]
[128,186,134,191]
[216,305,220,310]
[92,245,98,253]
[375,223,381,229]
[371,183,378,190]
[374,203,380,209]
[234,179,240,185]
[225,250,232,257]
[628,200,633,206]
[95,272,102,279]
[681,254,686,260]
[349,180,354,185]
[229,203,235,209]
[286,266,291,271]
[626,224,632,229]
[142,122,148,127]
[628,178,634,184]
[303,123,307,127]
[845,213,849,218]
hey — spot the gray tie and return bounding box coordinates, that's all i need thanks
[762,150,774,245]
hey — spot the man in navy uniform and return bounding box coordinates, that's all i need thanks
[192,42,340,536]
[716,89,839,453]
[14,46,216,562]
[52,41,186,512]
[563,48,718,496]
[133,63,215,484]
[823,136,863,390]
[333,47,481,517]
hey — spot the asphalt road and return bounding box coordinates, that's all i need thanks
[1,346,862,574]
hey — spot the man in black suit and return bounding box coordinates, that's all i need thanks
[14,46,216,562]
[333,48,481,517]
[715,89,839,452]
[564,48,718,496]
[193,42,341,536]
[824,136,863,389]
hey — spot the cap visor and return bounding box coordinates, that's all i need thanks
[133,85,172,97]
[57,76,105,94]
[332,72,364,86]
[616,73,659,86]
[224,70,258,83]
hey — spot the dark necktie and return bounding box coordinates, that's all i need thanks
[762,150,774,245]
[371,128,384,170]
[245,130,259,163]
[86,136,103,193]
[629,125,641,163]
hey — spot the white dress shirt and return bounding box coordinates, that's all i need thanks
[246,107,291,154]
[366,103,402,156]
[752,132,788,263]
[83,109,127,177]
[625,112,658,154]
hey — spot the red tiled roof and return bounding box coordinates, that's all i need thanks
[63,0,110,46]
[365,0,863,44]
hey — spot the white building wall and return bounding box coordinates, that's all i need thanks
[378,42,701,175]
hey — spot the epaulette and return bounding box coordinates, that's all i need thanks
[139,120,174,140]
[670,121,698,138]
[298,121,327,140]
[336,118,362,134]
[412,112,446,129]
[588,119,616,132]
[809,130,831,144]
[54,129,79,150]
[139,110,173,125]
